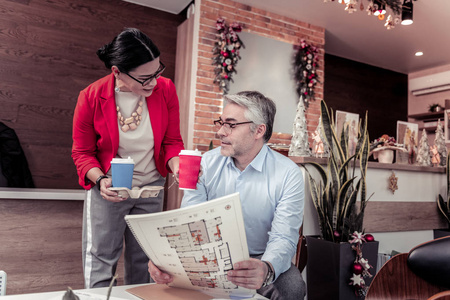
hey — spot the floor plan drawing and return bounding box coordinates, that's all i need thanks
[125,192,255,298]
[158,217,237,289]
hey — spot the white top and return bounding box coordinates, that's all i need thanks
[107,91,160,187]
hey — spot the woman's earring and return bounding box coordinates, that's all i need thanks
[115,86,120,92]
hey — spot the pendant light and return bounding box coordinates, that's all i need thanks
[401,0,414,25]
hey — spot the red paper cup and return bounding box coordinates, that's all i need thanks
[178,149,202,190]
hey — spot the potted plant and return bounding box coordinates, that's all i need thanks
[303,100,378,299]
[370,134,407,164]
[436,152,450,238]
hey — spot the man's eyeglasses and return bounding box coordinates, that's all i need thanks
[125,62,165,86]
[213,119,253,134]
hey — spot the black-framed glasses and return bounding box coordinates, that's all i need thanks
[125,62,165,86]
[213,118,253,134]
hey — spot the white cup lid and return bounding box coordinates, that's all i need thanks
[179,149,202,156]
[111,156,135,164]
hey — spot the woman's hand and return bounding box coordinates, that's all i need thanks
[99,177,125,202]
[148,260,173,284]
[167,156,180,183]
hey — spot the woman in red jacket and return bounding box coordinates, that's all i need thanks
[72,28,184,288]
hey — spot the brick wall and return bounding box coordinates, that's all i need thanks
[192,0,325,152]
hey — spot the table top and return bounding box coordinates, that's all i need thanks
[1,284,144,299]
[1,284,269,299]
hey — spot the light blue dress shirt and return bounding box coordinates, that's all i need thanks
[181,144,304,280]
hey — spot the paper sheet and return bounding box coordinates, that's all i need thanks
[125,193,255,298]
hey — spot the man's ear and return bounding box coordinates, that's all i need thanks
[255,124,266,140]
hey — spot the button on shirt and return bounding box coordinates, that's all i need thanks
[181,144,304,280]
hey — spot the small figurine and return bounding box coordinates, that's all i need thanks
[312,130,324,158]
[430,145,440,166]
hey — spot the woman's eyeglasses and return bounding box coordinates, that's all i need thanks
[213,119,253,134]
[125,62,165,86]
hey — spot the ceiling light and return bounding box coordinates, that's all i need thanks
[401,0,413,25]
[415,51,423,57]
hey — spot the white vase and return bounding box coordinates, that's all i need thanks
[374,149,394,164]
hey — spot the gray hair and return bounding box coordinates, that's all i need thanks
[223,91,276,142]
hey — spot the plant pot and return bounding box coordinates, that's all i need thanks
[306,236,379,300]
[373,149,394,164]
[433,228,450,239]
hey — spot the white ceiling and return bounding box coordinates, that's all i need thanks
[133,0,450,74]
[122,0,192,14]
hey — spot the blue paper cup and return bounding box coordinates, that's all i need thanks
[111,157,135,189]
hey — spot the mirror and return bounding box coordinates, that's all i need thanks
[228,31,298,134]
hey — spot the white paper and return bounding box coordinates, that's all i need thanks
[125,193,255,298]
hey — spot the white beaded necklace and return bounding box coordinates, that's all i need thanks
[116,100,144,132]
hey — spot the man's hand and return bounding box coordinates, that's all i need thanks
[148,260,173,284]
[227,258,268,289]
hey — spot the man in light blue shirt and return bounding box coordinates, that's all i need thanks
[148,91,305,299]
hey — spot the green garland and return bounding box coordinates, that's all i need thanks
[293,40,319,105]
[212,18,244,95]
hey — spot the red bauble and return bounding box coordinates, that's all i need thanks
[223,52,229,57]
[222,62,227,66]
[365,234,375,242]
[353,263,363,275]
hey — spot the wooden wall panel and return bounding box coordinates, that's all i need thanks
[0,0,185,189]
[324,54,408,141]
[0,199,126,295]
[364,201,447,233]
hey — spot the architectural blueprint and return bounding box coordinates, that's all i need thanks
[125,192,255,298]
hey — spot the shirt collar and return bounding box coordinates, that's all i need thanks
[225,144,268,173]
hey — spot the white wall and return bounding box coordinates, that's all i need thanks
[301,166,445,254]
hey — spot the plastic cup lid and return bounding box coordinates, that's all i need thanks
[111,156,135,164]
[179,149,202,156]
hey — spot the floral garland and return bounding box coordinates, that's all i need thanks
[212,18,244,94]
[293,39,319,106]
[349,231,375,296]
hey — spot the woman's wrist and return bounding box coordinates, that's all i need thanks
[95,175,108,190]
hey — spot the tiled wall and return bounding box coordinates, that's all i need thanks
[192,0,325,151]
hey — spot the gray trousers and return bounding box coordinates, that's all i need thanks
[254,256,306,300]
[82,178,165,288]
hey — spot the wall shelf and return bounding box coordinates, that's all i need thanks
[409,111,444,133]
[409,111,444,121]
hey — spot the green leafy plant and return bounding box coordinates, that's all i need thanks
[438,152,450,228]
[302,100,372,243]
[428,103,443,112]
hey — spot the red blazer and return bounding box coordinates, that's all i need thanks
[72,73,184,190]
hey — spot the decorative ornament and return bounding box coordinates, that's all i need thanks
[434,119,447,167]
[431,145,440,167]
[212,18,244,95]
[416,129,431,166]
[370,134,407,163]
[312,116,330,158]
[384,14,395,29]
[365,234,375,242]
[345,0,358,13]
[349,231,375,297]
[289,95,311,157]
[328,0,416,30]
[293,40,320,106]
[388,171,398,194]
